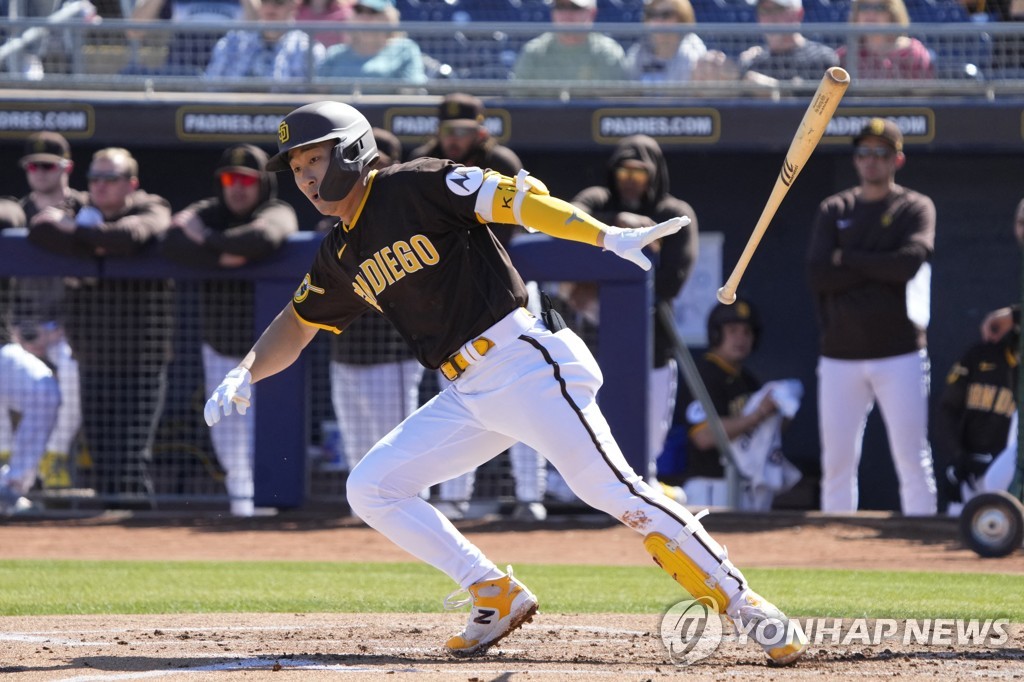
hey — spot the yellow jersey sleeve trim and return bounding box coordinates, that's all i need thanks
[290,303,341,334]
[476,171,606,246]
[343,170,377,233]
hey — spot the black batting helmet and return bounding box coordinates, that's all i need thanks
[706,298,761,350]
[267,101,378,201]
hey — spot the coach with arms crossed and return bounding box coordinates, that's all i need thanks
[807,118,937,516]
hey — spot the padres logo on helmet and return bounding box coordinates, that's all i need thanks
[278,121,290,145]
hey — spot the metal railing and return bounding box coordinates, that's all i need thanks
[1,18,1022,98]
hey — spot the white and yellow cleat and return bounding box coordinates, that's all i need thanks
[728,590,808,665]
[444,566,539,657]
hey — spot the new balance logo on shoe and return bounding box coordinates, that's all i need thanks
[444,566,539,657]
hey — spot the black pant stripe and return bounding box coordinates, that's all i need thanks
[520,334,747,592]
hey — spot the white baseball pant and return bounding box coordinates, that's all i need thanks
[329,358,424,471]
[0,343,60,495]
[346,308,734,590]
[818,350,937,516]
[44,334,82,457]
[203,343,256,517]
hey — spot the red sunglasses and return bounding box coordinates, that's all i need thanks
[24,161,61,173]
[220,172,259,188]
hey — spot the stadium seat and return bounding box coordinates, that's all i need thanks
[802,0,850,23]
[597,0,645,23]
[691,0,758,23]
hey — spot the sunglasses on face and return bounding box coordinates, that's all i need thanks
[854,146,894,159]
[24,161,61,173]
[87,172,130,184]
[439,125,476,139]
[615,166,649,181]
[353,4,383,14]
[220,172,260,188]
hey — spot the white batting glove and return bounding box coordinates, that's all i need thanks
[204,367,252,426]
[603,216,690,271]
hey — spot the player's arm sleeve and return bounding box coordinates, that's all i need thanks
[806,200,869,293]
[204,201,299,259]
[473,170,608,246]
[241,302,319,384]
[74,195,172,256]
[290,238,368,335]
[841,196,935,283]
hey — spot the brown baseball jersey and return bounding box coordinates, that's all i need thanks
[292,158,529,369]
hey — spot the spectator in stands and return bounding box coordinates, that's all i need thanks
[569,135,699,490]
[27,147,173,505]
[737,0,839,85]
[162,144,298,517]
[0,340,59,516]
[624,0,709,83]
[297,0,352,48]
[837,0,934,79]
[513,0,628,81]
[204,0,325,81]
[9,132,87,489]
[315,0,427,82]
[128,0,259,76]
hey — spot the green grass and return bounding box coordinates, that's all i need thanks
[0,560,1020,620]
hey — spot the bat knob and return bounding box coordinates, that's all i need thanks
[716,287,736,305]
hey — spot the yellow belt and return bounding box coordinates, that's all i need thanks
[439,337,495,382]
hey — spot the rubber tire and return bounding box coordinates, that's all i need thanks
[959,491,1024,558]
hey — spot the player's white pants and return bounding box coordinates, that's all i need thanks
[203,344,255,517]
[818,351,937,516]
[648,359,678,482]
[543,358,678,503]
[439,442,546,504]
[44,335,81,457]
[347,308,744,592]
[0,343,60,495]
[329,359,424,471]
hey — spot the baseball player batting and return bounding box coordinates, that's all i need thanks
[204,101,807,664]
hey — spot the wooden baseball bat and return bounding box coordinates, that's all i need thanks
[717,66,851,305]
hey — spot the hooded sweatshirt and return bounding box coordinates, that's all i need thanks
[571,134,699,367]
[162,144,298,357]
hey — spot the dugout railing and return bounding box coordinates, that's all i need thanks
[0,229,651,512]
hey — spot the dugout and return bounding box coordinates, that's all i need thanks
[0,93,1021,513]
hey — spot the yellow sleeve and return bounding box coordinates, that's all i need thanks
[474,170,608,246]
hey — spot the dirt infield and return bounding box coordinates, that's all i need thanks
[1,510,1022,680]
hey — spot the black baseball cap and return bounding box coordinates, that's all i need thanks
[216,144,267,176]
[21,131,71,165]
[438,93,485,127]
[853,118,903,152]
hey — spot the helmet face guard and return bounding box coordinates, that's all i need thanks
[267,101,379,200]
